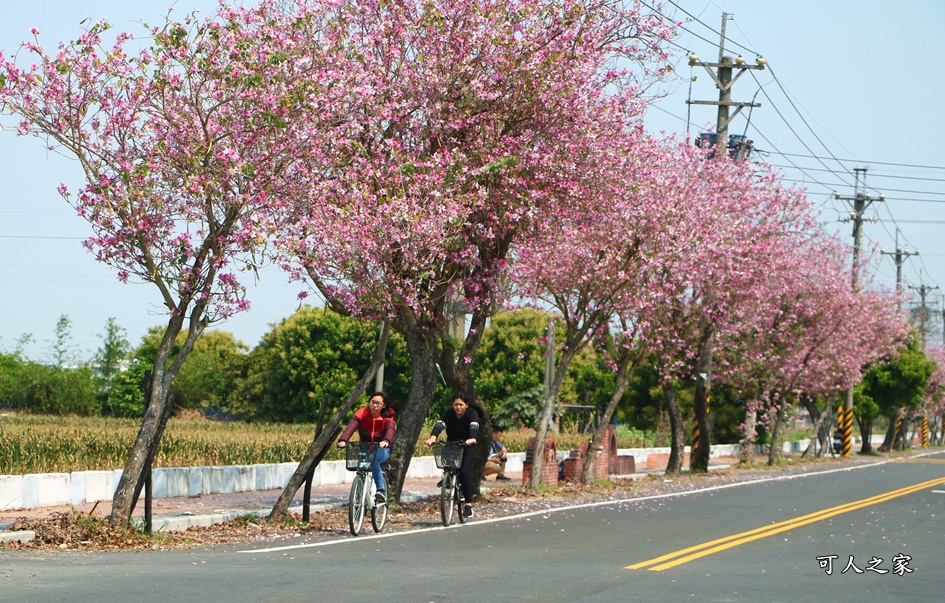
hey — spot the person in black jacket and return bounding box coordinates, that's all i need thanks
[425,393,479,518]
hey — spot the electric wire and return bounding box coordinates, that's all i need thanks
[647,1,944,300]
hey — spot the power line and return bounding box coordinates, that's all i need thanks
[662,0,758,56]
[775,151,945,171]
[0,235,85,240]
[767,164,945,183]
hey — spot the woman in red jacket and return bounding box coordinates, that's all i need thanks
[338,391,396,503]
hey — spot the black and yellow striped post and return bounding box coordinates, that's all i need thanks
[690,396,710,464]
[690,417,700,462]
[839,406,853,457]
[921,416,929,448]
[835,407,844,444]
[893,415,903,450]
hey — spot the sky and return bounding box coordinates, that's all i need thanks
[0,0,943,361]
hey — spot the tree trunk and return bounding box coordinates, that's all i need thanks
[663,380,685,475]
[109,312,203,527]
[740,404,758,464]
[857,415,873,454]
[767,403,786,466]
[799,394,829,459]
[879,409,901,452]
[531,344,581,487]
[689,333,714,473]
[267,322,390,523]
[580,353,635,484]
[387,315,440,503]
[436,308,491,494]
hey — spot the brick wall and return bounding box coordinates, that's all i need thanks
[522,437,558,486]
[645,452,690,471]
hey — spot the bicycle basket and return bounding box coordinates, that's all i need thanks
[432,443,463,469]
[345,443,377,471]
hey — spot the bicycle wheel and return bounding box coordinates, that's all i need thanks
[440,472,456,526]
[371,486,388,533]
[456,478,467,524]
[349,473,367,535]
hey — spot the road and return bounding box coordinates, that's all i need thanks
[3,452,943,602]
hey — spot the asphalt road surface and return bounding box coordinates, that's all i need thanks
[3,452,943,602]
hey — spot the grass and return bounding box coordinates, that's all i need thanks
[0,413,656,475]
[0,414,318,474]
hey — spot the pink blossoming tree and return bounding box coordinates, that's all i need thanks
[717,227,908,463]
[0,1,324,526]
[271,0,675,498]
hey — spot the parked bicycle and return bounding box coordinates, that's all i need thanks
[344,442,388,535]
[432,441,468,526]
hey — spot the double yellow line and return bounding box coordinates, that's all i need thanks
[627,475,945,572]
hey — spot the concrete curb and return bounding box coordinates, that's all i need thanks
[2,440,808,543]
[145,488,438,534]
[0,489,441,542]
[1,442,757,513]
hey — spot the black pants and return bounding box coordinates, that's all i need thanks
[460,444,477,502]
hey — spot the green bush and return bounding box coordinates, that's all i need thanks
[4,360,99,416]
[102,361,149,418]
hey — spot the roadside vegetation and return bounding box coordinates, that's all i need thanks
[2,303,934,478]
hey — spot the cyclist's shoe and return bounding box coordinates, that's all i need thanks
[463,505,474,518]
[436,480,443,488]
[496,474,512,481]
[375,490,386,504]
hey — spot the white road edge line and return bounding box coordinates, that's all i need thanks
[240,457,911,554]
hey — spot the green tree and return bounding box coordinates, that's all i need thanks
[102,360,149,418]
[862,336,935,451]
[13,361,99,415]
[852,382,881,454]
[231,307,409,423]
[133,327,249,413]
[490,388,542,430]
[94,317,131,385]
[47,314,78,369]
[473,309,550,415]
[168,331,248,412]
[0,352,24,408]
[473,309,660,433]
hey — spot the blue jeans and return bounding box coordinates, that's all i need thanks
[373,447,391,491]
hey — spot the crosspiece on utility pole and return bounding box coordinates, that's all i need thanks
[685,57,766,138]
[686,12,766,153]
[834,167,884,291]
[908,284,940,350]
[880,229,918,313]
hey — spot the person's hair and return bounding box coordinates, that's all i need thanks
[370,391,394,418]
[492,424,504,433]
[451,393,468,405]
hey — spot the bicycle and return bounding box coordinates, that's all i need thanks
[432,441,468,526]
[344,442,389,535]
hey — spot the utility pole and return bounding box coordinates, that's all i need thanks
[684,12,764,471]
[835,168,884,289]
[687,13,765,159]
[908,283,939,350]
[940,298,945,346]
[880,229,918,313]
[543,316,557,434]
[833,167,884,456]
